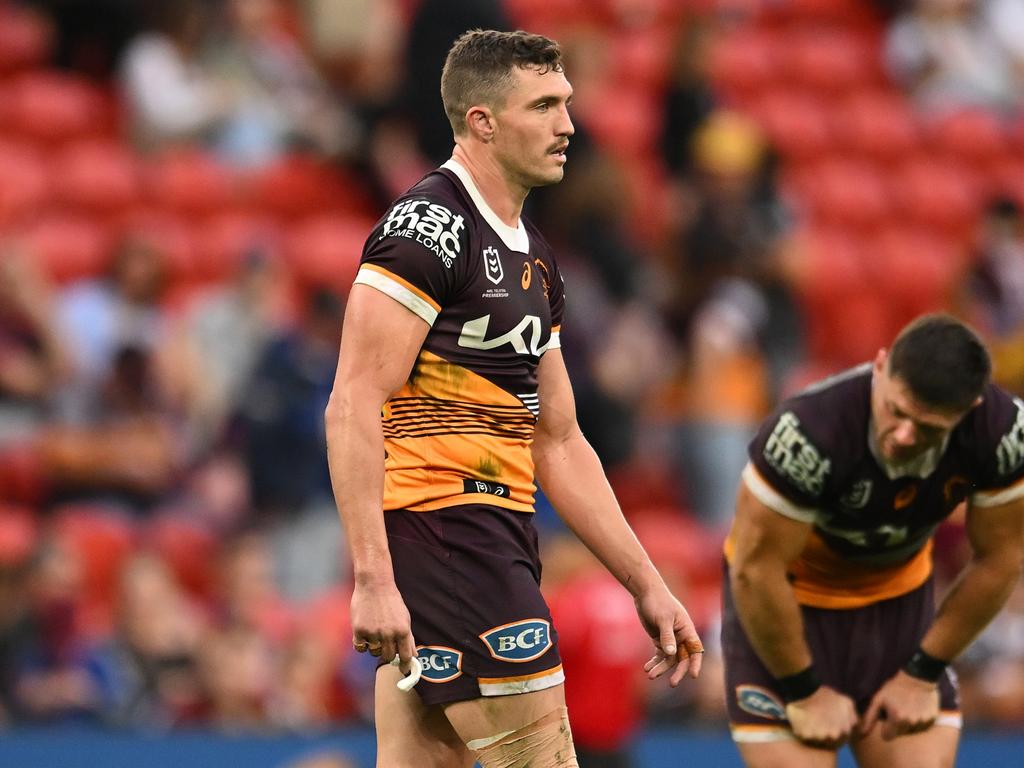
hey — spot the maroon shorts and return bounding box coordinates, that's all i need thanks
[721,562,960,741]
[384,504,563,706]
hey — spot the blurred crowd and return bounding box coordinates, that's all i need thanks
[1,0,1024,757]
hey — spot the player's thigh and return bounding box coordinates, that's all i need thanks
[736,739,839,768]
[851,724,959,768]
[375,664,475,768]
[442,682,568,745]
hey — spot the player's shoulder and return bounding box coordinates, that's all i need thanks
[751,364,871,498]
[958,381,1024,460]
[775,363,872,444]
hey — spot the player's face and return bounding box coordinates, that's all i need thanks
[491,65,574,189]
[871,357,967,464]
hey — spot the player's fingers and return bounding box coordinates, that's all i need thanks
[669,654,691,687]
[647,657,672,680]
[658,622,677,658]
[643,654,664,673]
[681,636,704,679]
[860,697,883,736]
[396,634,417,674]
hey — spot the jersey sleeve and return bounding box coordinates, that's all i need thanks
[547,257,566,351]
[970,388,1024,508]
[353,195,470,325]
[746,407,832,523]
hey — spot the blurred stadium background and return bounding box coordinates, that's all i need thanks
[1,0,1023,765]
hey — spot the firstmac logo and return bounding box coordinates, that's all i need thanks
[381,198,465,268]
[480,619,552,663]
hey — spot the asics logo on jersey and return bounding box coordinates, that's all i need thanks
[382,198,466,268]
[458,315,549,357]
[996,398,1024,476]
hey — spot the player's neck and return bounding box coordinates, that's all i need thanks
[450,145,526,227]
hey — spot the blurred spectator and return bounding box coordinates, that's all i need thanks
[236,289,346,601]
[10,537,101,724]
[119,0,234,153]
[270,633,334,731]
[399,0,510,166]
[91,554,206,729]
[545,535,651,767]
[0,511,39,724]
[885,0,1024,114]
[661,111,802,525]
[169,249,291,450]
[203,0,359,168]
[197,622,274,732]
[661,19,718,179]
[22,0,143,77]
[0,249,64,443]
[960,197,1024,394]
[213,532,294,648]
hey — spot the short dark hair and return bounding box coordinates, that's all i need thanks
[888,313,991,411]
[440,29,562,136]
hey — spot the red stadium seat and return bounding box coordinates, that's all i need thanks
[868,227,963,319]
[748,89,833,160]
[116,209,200,284]
[143,513,218,601]
[891,158,982,237]
[145,149,237,215]
[761,0,881,25]
[193,211,280,282]
[782,27,880,94]
[789,159,891,229]
[0,140,48,224]
[708,30,781,103]
[20,213,113,283]
[608,26,674,92]
[0,441,46,507]
[2,72,113,144]
[51,504,136,636]
[245,154,361,219]
[832,89,920,160]
[927,109,1008,169]
[578,86,661,159]
[286,214,375,293]
[51,139,142,214]
[0,3,52,75]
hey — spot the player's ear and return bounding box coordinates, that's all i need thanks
[466,106,495,142]
[873,348,888,374]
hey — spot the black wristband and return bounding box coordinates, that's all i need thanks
[903,648,948,683]
[775,666,821,703]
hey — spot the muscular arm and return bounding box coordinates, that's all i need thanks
[532,350,702,682]
[728,479,815,677]
[532,349,663,597]
[324,284,429,664]
[918,497,1024,663]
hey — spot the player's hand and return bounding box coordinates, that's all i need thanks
[860,670,939,741]
[350,578,416,674]
[785,686,858,750]
[635,586,704,686]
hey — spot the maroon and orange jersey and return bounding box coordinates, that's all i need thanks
[353,160,565,513]
[724,364,1024,608]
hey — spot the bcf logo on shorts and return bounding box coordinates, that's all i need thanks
[415,646,463,683]
[479,619,553,663]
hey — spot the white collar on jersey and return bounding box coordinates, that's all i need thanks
[866,419,951,480]
[441,158,531,254]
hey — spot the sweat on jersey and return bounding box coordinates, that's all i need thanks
[352,159,565,514]
[724,364,1024,609]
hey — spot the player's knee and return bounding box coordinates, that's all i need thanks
[468,706,578,768]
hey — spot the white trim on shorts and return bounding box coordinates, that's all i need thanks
[478,665,565,697]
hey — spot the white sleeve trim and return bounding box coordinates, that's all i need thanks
[548,330,560,350]
[742,463,820,524]
[353,266,438,326]
[971,476,1024,508]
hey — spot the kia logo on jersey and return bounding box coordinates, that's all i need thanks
[484,246,504,285]
[479,619,553,662]
[415,646,463,683]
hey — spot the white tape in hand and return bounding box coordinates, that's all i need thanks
[391,654,423,692]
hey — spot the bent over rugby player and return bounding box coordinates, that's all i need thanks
[724,313,1024,767]
[325,29,703,768]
